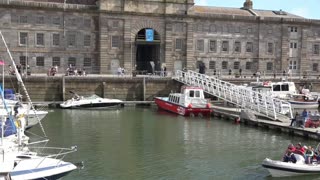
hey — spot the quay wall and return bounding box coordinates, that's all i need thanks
[3,76,320,101]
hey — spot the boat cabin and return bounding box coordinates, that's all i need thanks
[249,81,297,99]
[168,86,207,107]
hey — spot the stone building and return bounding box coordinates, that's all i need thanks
[0,0,319,76]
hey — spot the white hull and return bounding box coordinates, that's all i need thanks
[25,110,48,129]
[262,158,320,177]
[60,95,123,109]
[288,101,319,109]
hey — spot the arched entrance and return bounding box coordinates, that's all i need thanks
[135,28,160,74]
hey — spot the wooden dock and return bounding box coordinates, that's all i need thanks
[212,104,320,140]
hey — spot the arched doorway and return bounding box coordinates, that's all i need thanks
[135,28,160,74]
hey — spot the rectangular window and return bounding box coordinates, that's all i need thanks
[19,16,27,23]
[247,28,252,33]
[111,36,120,48]
[289,27,298,32]
[245,62,252,70]
[175,39,183,50]
[209,40,216,52]
[246,42,253,52]
[209,61,216,69]
[52,57,60,67]
[19,32,28,45]
[289,60,297,70]
[36,33,44,46]
[313,44,320,55]
[84,35,91,47]
[36,16,45,24]
[68,34,76,46]
[222,41,229,52]
[52,17,60,25]
[84,18,91,27]
[267,62,273,70]
[19,56,27,66]
[209,25,216,33]
[68,57,76,67]
[290,42,297,49]
[234,61,240,69]
[313,63,318,72]
[112,21,119,28]
[196,39,204,52]
[52,33,60,46]
[267,43,274,54]
[222,61,228,69]
[70,18,76,26]
[235,26,240,33]
[83,58,92,67]
[36,57,45,66]
[234,41,241,53]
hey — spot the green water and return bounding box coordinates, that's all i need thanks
[29,107,320,180]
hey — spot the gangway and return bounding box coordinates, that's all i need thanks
[173,70,293,122]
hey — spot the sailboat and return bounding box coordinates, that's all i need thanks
[0,31,80,179]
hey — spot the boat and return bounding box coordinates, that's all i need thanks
[154,86,212,117]
[243,81,320,109]
[262,154,320,177]
[0,30,80,179]
[60,91,123,109]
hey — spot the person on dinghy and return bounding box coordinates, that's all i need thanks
[283,144,297,163]
[305,146,315,164]
[294,143,306,156]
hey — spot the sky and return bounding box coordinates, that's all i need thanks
[194,0,320,19]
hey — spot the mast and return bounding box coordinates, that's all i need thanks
[0,31,47,137]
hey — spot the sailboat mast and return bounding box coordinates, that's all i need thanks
[0,31,47,137]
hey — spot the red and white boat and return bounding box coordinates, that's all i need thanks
[154,86,212,117]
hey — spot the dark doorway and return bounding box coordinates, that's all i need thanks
[135,29,160,74]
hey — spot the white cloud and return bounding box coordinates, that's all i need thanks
[289,7,311,18]
[194,0,209,6]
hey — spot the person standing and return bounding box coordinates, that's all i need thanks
[239,68,242,78]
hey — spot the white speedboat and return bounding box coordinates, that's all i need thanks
[262,154,320,177]
[60,92,123,109]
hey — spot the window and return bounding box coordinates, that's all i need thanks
[234,41,241,53]
[189,90,194,97]
[209,40,216,52]
[19,32,28,45]
[289,60,297,70]
[209,25,216,33]
[52,33,60,46]
[245,62,252,70]
[84,35,91,47]
[268,29,273,34]
[19,16,27,23]
[68,57,76,67]
[36,57,44,66]
[174,23,183,32]
[209,61,216,69]
[195,91,200,97]
[68,34,76,46]
[281,84,289,91]
[247,28,252,33]
[196,39,204,52]
[246,42,253,52]
[84,18,91,27]
[289,26,298,32]
[290,42,297,49]
[112,21,119,28]
[266,62,273,70]
[36,16,45,24]
[83,58,92,67]
[36,33,44,46]
[222,61,228,69]
[175,39,183,50]
[234,61,240,69]
[273,85,281,91]
[111,36,120,48]
[52,57,60,67]
[70,18,76,26]
[313,63,318,72]
[19,56,27,66]
[267,43,274,54]
[313,44,319,55]
[196,24,203,32]
[222,41,229,52]
[235,26,240,33]
[52,17,60,25]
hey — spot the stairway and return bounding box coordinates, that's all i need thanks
[173,70,293,122]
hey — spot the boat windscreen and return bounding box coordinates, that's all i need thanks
[86,94,101,99]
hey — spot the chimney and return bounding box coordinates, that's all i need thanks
[243,0,253,10]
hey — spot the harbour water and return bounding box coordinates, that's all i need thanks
[29,107,320,180]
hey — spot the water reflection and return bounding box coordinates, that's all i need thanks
[28,107,320,180]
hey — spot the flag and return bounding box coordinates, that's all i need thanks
[0,60,4,65]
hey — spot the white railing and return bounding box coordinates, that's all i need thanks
[174,70,293,121]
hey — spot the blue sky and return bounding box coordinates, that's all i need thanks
[194,0,320,19]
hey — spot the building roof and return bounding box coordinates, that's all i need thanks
[192,5,305,19]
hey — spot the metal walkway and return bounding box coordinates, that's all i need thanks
[173,70,293,122]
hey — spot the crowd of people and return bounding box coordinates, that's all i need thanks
[290,109,320,128]
[283,142,320,164]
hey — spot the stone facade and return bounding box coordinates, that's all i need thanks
[0,0,319,76]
